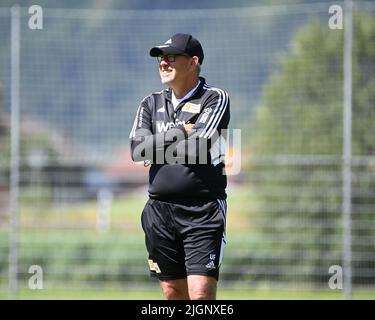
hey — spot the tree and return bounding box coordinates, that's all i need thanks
[249,14,375,285]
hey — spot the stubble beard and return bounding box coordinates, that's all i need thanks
[160,69,175,85]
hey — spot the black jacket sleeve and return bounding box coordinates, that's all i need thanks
[171,90,230,164]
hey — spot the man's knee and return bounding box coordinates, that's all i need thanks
[188,275,217,300]
[160,279,189,300]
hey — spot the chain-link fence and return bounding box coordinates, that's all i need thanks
[0,1,374,299]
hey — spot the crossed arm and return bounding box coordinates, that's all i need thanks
[129,93,230,164]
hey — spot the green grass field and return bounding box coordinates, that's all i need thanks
[1,184,374,300]
[1,286,374,300]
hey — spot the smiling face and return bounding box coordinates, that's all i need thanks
[158,53,193,85]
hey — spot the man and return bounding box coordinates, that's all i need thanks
[129,33,230,300]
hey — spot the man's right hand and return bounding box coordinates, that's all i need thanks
[184,123,194,134]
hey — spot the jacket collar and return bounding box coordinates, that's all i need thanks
[163,77,206,102]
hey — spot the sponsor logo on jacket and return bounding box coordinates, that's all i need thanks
[156,120,186,133]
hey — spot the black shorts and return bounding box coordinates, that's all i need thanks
[141,198,227,281]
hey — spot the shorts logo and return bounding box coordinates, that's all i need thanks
[148,259,161,273]
[205,254,216,269]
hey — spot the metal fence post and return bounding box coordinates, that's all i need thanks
[9,4,21,300]
[342,0,353,300]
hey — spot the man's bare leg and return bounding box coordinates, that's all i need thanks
[187,275,217,300]
[159,278,190,300]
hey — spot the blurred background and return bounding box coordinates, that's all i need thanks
[0,0,374,299]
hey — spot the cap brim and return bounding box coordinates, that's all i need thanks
[149,45,185,57]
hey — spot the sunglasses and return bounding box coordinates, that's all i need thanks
[157,54,190,63]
